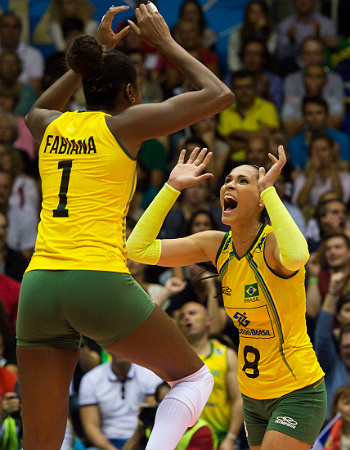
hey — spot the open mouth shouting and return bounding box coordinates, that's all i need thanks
[223,196,238,213]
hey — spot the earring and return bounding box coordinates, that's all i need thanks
[131,97,136,103]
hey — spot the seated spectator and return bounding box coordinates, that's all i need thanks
[47,0,98,52]
[292,134,350,210]
[188,116,230,190]
[283,37,344,107]
[288,96,350,170]
[0,88,37,163]
[162,18,220,95]
[126,49,164,104]
[137,139,167,190]
[318,385,350,450]
[217,69,279,166]
[0,209,28,281]
[315,291,350,421]
[306,233,350,320]
[227,0,277,73]
[282,64,345,138]
[0,303,17,374]
[245,135,270,168]
[305,196,350,253]
[0,269,20,337]
[0,50,37,117]
[275,172,306,236]
[0,112,38,177]
[239,37,283,113]
[0,12,44,96]
[0,169,38,261]
[79,354,161,450]
[128,160,159,222]
[172,0,217,50]
[276,0,337,72]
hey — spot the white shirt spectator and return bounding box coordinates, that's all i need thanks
[15,40,44,86]
[79,361,162,441]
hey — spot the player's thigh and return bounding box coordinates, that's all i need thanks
[104,304,204,381]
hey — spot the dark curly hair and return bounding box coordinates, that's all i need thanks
[66,35,137,110]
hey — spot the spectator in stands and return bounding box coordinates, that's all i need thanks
[0,88,37,163]
[288,96,350,170]
[227,0,277,73]
[79,354,161,450]
[0,50,37,117]
[274,171,306,236]
[306,233,350,320]
[0,270,20,336]
[315,288,350,421]
[0,12,44,96]
[0,111,37,177]
[292,134,350,210]
[47,0,98,52]
[305,196,350,253]
[283,37,344,102]
[239,37,283,113]
[245,135,270,169]
[162,19,220,94]
[0,169,38,262]
[0,210,27,282]
[176,301,243,449]
[276,0,337,65]
[0,302,17,374]
[282,64,345,138]
[173,0,217,50]
[217,69,279,167]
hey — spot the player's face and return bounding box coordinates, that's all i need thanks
[220,165,262,226]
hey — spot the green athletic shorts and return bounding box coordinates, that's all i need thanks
[242,378,327,447]
[16,270,155,348]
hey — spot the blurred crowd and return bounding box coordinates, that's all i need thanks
[1,0,350,449]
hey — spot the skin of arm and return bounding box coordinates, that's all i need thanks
[205,277,227,335]
[80,404,118,450]
[219,349,243,450]
[305,252,322,318]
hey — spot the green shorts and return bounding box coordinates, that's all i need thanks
[16,270,155,348]
[242,378,327,447]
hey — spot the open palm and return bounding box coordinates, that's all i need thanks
[167,147,214,191]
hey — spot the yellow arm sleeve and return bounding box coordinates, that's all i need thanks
[260,186,309,271]
[126,183,181,264]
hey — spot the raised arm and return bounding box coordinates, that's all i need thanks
[126,147,224,267]
[109,4,234,145]
[259,146,310,277]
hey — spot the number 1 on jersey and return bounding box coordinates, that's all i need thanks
[53,160,73,217]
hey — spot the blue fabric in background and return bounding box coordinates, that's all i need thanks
[0,0,250,75]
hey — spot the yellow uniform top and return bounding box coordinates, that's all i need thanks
[216,224,324,399]
[199,340,231,442]
[27,111,137,273]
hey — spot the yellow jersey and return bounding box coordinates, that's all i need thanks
[216,224,324,399]
[27,111,136,273]
[199,340,231,442]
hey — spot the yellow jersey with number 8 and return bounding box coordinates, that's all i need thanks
[216,224,324,399]
[27,111,137,273]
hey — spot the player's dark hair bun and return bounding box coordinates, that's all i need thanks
[66,35,104,77]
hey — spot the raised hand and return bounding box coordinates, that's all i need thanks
[127,3,172,48]
[96,6,131,49]
[167,147,214,191]
[258,145,287,193]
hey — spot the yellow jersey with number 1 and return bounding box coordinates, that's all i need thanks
[216,224,324,399]
[27,111,137,273]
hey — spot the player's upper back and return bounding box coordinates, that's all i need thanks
[29,111,137,272]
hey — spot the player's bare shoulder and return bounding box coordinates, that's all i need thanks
[192,230,226,262]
